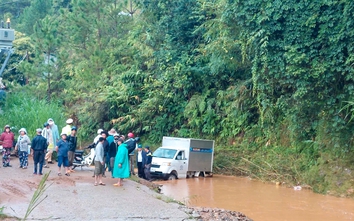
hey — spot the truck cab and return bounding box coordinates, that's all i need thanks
[150,146,188,180]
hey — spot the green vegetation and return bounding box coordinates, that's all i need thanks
[0,206,7,219]
[0,208,19,220]
[23,172,52,220]
[0,0,353,197]
[0,91,65,139]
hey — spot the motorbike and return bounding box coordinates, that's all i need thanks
[72,143,96,170]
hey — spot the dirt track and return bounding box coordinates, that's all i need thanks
[0,157,253,221]
[0,157,191,221]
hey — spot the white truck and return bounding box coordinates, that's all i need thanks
[150,137,214,180]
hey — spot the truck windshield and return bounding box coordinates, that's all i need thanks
[153,148,177,159]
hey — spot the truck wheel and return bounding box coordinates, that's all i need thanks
[167,173,177,180]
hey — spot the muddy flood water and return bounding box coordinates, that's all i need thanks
[156,175,354,221]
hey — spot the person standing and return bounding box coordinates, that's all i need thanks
[0,125,15,167]
[108,133,120,177]
[42,122,53,167]
[61,118,73,136]
[106,128,116,172]
[56,133,70,176]
[15,128,31,169]
[91,129,104,178]
[125,132,137,175]
[113,138,129,186]
[136,144,144,178]
[31,128,48,175]
[107,128,117,145]
[67,126,78,172]
[48,118,60,151]
[94,137,105,186]
[142,146,152,181]
[100,130,109,177]
[94,129,103,144]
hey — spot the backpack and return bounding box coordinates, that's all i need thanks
[125,138,136,154]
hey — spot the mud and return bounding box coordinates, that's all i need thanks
[0,157,252,221]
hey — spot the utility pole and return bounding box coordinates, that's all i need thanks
[0,18,14,78]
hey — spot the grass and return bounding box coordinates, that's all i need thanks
[0,91,65,139]
[0,206,15,220]
[128,175,140,182]
[155,194,185,205]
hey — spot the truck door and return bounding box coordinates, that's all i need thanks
[172,150,188,178]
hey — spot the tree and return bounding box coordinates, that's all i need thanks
[17,0,53,35]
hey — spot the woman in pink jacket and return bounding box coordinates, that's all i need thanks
[1,125,15,167]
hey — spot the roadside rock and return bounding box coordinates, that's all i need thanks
[180,206,253,221]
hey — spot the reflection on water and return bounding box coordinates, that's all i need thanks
[156,175,354,221]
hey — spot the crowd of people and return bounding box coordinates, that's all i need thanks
[91,128,153,186]
[0,119,153,186]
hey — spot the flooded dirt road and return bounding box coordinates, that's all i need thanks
[0,160,191,221]
[157,175,354,221]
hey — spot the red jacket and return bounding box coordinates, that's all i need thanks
[0,131,14,148]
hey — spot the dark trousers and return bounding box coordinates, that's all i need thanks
[103,154,108,175]
[33,150,45,174]
[110,157,115,177]
[137,162,144,178]
[129,155,135,175]
[144,164,151,181]
[68,151,75,167]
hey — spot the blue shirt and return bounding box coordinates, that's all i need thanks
[106,135,114,145]
[56,139,69,157]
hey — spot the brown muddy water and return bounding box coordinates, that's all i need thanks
[156,175,354,221]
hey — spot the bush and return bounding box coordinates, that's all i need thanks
[0,91,65,139]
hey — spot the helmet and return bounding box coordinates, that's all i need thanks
[128,132,134,138]
[71,126,77,131]
[66,118,73,124]
[97,129,103,134]
[135,137,140,142]
[43,122,49,127]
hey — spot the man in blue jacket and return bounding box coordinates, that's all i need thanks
[142,146,152,181]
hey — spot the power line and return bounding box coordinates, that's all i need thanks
[3,52,26,73]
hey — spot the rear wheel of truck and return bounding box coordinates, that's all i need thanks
[167,173,177,180]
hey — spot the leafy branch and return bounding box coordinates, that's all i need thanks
[23,172,52,221]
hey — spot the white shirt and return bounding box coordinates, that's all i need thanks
[137,150,142,162]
